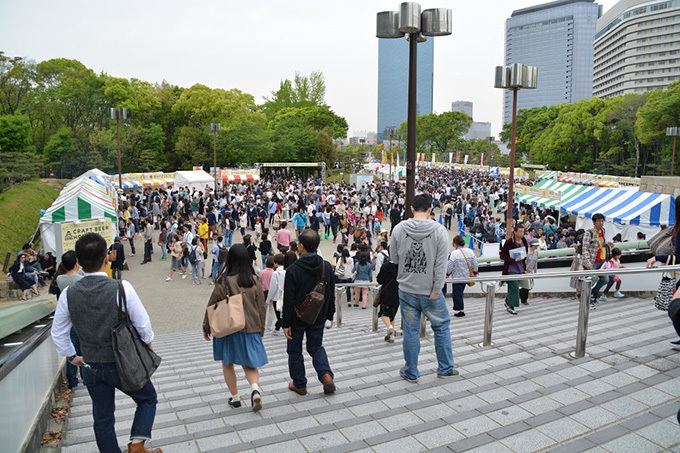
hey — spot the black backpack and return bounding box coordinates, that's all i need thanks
[229,218,236,230]
[189,246,197,265]
[218,245,229,263]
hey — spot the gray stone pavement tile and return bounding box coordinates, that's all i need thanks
[587,389,623,405]
[346,400,390,417]
[451,414,501,438]
[524,410,563,427]
[322,440,370,453]
[185,418,226,433]
[617,381,648,394]
[310,408,354,426]
[254,439,307,453]
[438,390,473,403]
[250,433,296,449]
[499,429,554,453]
[620,411,663,431]
[557,399,595,416]
[487,405,533,425]
[650,401,680,418]
[298,429,349,451]
[518,395,563,415]
[629,387,675,406]
[601,371,641,387]
[446,433,495,452]
[584,424,631,444]
[376,411,423,431]
[487,421,532,440]
[276,415,320,434]
[157,440,200,453]
[636,419,680,449]
[504,379,543,396]
[371,435,426,453]
[196,432,244,451]
[537,382,570,396]
[601,432,664,453]
[570,406,621,430]
[404,418,447,435]
[293,423,336,438]
[363,428,409,446]
[549,438,597,453]
[601,396,651,418]
[653,380,680,398]
[195,427,239,440]
[465,441,514,452]
[413,402,457,422]
[536,417,590,442]
[574,379,617,397]
[405,398,440,411]
[444,394,487,412]
[624,364,659,379]
[641,372,675,386]
[413,425,465,450]
[477,399,513,414]
[508,390,542,405]
[204,444,254,453]
[548,387,591,405]
[476,387,517,404]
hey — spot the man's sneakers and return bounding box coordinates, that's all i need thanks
[384,327,395,343]
[590,301,597,310]
[322,374,336,394]
[181,274,187,279]
[613,291,625,298]
[505,302,517,315]
[599,295,609,302]
[251,390,262,412]
[399,367,418,383]
[437,369,460,378]
[228,397,241,408]
[124,441,162,453]
[288,382,307,395]
[165,277,172,282]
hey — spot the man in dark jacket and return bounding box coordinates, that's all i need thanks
[282,229,336,395]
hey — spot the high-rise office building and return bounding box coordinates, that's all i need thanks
[450,101,491,140]
[377,38,434,141]
[503,0,601,124]
[593,0,680,98]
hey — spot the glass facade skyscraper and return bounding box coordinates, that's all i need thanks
[503,0,601,124]
[377,38,434,141]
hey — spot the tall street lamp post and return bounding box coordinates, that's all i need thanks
[209,123,221,192]
[667,127,679,175]
[494,63,538,238]
[385,126,396,181]
[109,108,128,190]
[377,3,452,217]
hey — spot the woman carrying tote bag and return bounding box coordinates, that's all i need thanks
[647,198,680,308]
[203,244,268,411]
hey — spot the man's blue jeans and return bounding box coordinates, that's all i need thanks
[399,290,454,380]
[591,261,605,301]
[224,229,233,246]
[287,325,333,389]
[82,362,157,453]
[211,260,221,283]
[66,328,81,388]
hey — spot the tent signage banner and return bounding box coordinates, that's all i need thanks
[515,185,561,201]
[60,219,113,253]
[120,172,175,182]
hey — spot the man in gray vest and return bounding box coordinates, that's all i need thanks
[51,233,161,453]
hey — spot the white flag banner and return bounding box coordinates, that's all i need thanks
[449,152,453,164]
[464,155,469,164]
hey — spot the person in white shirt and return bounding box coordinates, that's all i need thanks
[50,232,160,453]
[264,254,285,333]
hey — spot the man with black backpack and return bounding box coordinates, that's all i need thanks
[282,229,336,396]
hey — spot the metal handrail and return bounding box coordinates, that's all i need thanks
[334,265,680,358]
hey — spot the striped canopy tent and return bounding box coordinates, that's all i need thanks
[55,184,114,208]
[394,166,406,177]
[61,178,113,203]
[515,180,591,210]
[537,171,558,180]
[560,186,674,227]
[377,165,393,174]
[596,180,618,188]
[221,173,260,183]
[364,163,386,172]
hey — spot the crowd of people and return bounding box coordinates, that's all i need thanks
[33,165,680,451]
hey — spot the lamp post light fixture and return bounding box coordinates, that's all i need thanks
[209,123,221,192]
[667,127,679,175]
[494,63,538,238]
[377,3,452,217]
[109,108,128,190]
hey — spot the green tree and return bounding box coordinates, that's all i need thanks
[0,53,36,115]
[0,114,34,153]
[43,127,74,176]
[263,70,326,117]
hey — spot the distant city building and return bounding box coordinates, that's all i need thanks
[377,38,434,141]
[450,101,473,118]
[593,0,680,98]
[450,101,491,140]
[349,131,377,145]
[503,0,601,124]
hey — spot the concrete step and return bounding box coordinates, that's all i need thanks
[61,296,680,452]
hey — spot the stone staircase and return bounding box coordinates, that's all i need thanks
[60,295,680,452]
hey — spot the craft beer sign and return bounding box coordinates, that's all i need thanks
[60,218,113,253]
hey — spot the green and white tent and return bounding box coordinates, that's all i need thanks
[515,180,591,210]
[39,187,117,255]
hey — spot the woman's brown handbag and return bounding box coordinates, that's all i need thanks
[295,262,327,324]
[373,279,395,307]
[460,250,476,287]
[207,280,245,338]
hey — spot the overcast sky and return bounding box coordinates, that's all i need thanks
[0,0,618,138]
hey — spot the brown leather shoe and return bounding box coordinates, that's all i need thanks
[322,374,336,394]
[125,441,162,453]
[288,381,307,395]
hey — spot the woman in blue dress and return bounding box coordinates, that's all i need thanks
[203,244,268,411]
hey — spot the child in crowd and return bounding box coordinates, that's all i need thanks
[600,247,625,301]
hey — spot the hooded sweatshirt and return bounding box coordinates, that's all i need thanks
[390,218,449,296]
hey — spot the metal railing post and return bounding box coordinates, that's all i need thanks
[483,282,496,347]
[419,313,426,338]
[372,305,379,332]
[335,287,343,328]
[574,276,592,358]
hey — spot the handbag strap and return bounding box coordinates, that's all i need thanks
[459,249,474,276]
[117,280,128,323]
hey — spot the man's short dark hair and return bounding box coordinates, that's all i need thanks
[592,213,605,222]
[61,251,78,271]
[75,233,107,272]
[412,194,432,213]
[299,229,320,253]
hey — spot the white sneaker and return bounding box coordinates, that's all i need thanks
[182,274,187,279]
[165,277,172,282]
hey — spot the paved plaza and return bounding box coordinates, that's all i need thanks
[58,233,680,452]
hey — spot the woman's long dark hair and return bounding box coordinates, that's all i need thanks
[226,244,255,288]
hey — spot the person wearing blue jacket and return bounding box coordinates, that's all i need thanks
[353,252,373,309]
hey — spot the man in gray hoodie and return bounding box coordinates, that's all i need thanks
[390,193,456,382]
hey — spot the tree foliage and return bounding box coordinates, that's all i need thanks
[0,52,348,178]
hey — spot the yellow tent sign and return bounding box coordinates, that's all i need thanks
[60,219,113,253]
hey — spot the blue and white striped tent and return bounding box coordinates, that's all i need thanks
[560,186,675,227]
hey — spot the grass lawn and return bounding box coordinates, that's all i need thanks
[0,180,59,261]
[326,169,351,184]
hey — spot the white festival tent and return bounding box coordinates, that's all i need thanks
[174,170,214,193]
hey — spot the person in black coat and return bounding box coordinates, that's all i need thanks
[282,229,336,396]
[10,254,39,300]
[376,259,399,343]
